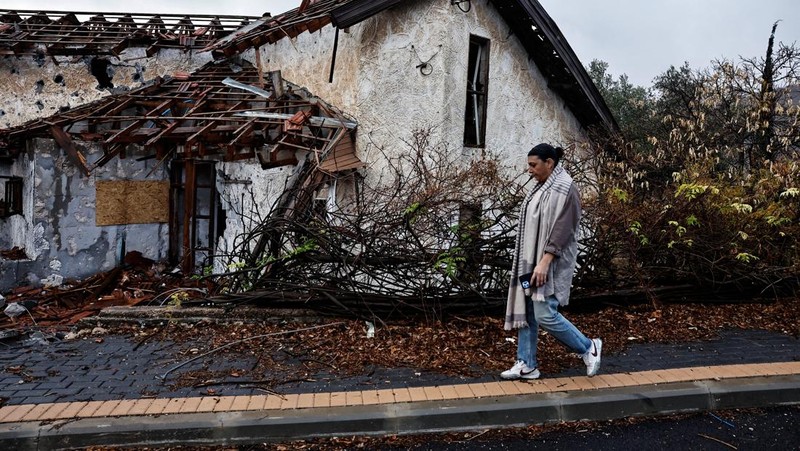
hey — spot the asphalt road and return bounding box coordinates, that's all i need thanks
[399,406,800,451]
[95,405,797,450]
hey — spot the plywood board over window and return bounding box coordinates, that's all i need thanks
[95,181,169,226]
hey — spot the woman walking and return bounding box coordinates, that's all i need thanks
[501,143,601,380]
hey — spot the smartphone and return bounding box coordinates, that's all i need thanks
[518,272,533,297]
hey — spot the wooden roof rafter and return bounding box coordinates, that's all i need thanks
[204,0,349,58]
[0,9,261,56]
[0,61,360,174]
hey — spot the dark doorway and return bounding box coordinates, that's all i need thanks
[169,160,224,273]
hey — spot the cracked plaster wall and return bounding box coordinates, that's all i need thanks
[0,144,33,250]
[0,138,169,291]
[0,48,213,129]
[256,0,585,180]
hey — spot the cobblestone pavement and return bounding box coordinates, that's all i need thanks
[0,327,797,407]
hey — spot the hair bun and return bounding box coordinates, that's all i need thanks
[528,143,563,164]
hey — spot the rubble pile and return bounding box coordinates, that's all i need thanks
[0,253,214,334]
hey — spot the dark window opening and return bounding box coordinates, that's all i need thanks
[0,176,23,219]
[457,202,482,282]
[464,35,490,148]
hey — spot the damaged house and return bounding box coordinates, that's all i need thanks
[0,0,616,295]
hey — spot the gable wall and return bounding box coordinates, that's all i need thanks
[256,0,586,175]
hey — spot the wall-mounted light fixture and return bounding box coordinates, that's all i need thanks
[451,0,471,13]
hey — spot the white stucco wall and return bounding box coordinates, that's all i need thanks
[257,0,586,176]
[214,159,297,273]
[0,48,213,129]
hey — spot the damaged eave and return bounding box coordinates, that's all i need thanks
[490,0,619,133]
[203,0,351,59]
[329,0,403,29]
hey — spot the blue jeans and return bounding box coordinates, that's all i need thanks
[516,296,592,368]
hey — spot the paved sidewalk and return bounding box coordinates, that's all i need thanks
[0,318,798,449]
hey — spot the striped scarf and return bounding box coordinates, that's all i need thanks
[504,165,575,330]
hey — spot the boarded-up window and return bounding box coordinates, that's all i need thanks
[95,181,169,226]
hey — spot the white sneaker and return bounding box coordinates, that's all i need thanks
[582,338,602,377]
[500,360,540,380]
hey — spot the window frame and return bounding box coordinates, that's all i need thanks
[0,176,23,219]
[464,35,490,148]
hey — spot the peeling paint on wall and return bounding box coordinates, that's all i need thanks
[0,137,171,290]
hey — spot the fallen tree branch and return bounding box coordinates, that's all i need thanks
[697,433,737,450]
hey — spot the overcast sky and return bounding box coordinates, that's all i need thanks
[4,0,799,87]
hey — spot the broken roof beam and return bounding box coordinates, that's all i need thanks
[90,143,125,170]
[142,15,168,35]
[1,10,261,56]
[42,13,82,49]
[137,98,176,120]
[185,122,217,150]
[49,125,90,177]
[144,121,182,147]
[298,0,314,13]
[95,97,136,118]
[235,111,357,129]
[104,119,147,145]
[227,119,257,147]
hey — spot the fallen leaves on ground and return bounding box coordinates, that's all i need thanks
[105,297,799,386]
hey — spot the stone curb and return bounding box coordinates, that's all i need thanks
[1,374,798,450]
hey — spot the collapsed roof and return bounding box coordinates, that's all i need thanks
[0,9,261,57]
[0,60,361,175]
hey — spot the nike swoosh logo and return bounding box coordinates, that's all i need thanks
[521,368,536,375]
[591,344,598,357]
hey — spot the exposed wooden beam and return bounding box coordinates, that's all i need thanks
[104,119,146,145]
[91,143,125,170]
[235,111,357,129]
[145,121,182,147]
[228,119,256,147]
[49,125,90,176]
[186,122,217,149]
